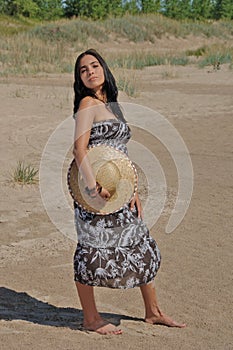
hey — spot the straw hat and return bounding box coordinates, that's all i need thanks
[67,144,138,215]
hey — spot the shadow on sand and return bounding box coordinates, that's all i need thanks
[0,287,143,330]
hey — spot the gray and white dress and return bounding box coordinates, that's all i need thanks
[73,118,161,289]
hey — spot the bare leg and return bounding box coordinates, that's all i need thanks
[140,281,186,328]
[75,282,122,335]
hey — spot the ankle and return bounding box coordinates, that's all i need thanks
[145,306,162,319]
[83,315,102,327]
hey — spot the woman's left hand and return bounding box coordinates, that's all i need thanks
[130,192,143,219]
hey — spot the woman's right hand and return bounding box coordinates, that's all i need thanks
[89,187,110,211]
[99,187,111,201]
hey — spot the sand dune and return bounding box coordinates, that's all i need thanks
[0,62,232,349]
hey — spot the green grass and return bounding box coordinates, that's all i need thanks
[198,44,233,67]
[29,19,109,43]
[199,52,232,67]
[13,161,38,184]
[186,46,207,57]
[104,16,155,42]
[0,14,36,35]
[107,52,189,69]
[104,15,233,41]
[1,14,233,40]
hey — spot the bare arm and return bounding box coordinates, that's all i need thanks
[73,97,110,199]
[73,97,96,189]
[130,192,143,219]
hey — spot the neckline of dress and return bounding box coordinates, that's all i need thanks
[92,118,121,125]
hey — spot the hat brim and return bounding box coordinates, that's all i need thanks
[67,144,138,215]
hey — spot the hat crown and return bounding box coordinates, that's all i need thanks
[94,160,121,197]
[67,144,137,215]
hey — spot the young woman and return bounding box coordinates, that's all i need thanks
[72,49,186,335]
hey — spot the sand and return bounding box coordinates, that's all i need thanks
[0,59,233,349]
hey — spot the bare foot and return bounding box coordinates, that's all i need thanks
[83,319,122,335]
[145,308,186,328]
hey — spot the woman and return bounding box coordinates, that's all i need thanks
[72,49,186,335]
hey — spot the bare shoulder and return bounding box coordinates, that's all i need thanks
[75,96,97,126]
[79,96,99,111]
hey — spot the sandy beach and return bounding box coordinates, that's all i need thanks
[0,51,233,349]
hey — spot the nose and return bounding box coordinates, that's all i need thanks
[88,67,94,76]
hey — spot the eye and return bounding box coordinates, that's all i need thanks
[80,68,86,74]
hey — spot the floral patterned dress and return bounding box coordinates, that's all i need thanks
[73,118,161,289]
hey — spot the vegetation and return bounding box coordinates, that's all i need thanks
[12,161,38,184]
[0,0,63,20]
[198,44,233,67]
[0,13,232,77]
[108,51,189,69]
[117,74,137,97]
[0,0,232,20]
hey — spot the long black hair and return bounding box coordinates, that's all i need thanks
[73,48,126,122]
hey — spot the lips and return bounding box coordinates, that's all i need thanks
[88,76,98,81]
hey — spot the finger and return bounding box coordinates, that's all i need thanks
[100,189,110,199]
[130,201,135,210]
[137,205,143,219]
[105,191,110,199]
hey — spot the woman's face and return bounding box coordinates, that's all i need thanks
[79,54,105,92]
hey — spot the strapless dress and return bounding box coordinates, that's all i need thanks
[73,119,161,289]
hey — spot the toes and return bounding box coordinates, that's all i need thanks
[176,322,186,328]
[95,324,123,335]
[145,315,186,328]
[97,328,122,335]
[168,319,186,328]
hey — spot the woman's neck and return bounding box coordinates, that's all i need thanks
[94,89,107,104]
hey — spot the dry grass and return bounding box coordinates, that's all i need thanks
[198,43,233,68]
[161,65,179,79]
[0,14,232,77]
[114,69,138,97]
